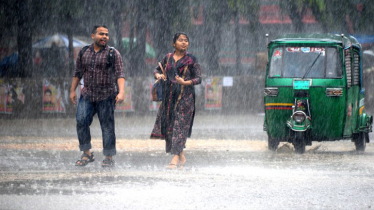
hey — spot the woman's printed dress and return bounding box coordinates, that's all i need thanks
[150,52,201,155]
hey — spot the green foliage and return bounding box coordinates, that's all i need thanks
[171,1,192,33]
[228,0,260,21]
[357,0,374,33]
[278,0,373,33]
[313,0,325,11]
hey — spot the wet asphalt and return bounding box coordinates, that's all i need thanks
[1,114,374,210]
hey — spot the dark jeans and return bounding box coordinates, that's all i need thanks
[76,95,116,156]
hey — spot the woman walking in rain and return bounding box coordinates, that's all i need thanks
[150,32,201,169]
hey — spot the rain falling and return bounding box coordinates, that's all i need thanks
[1,0,374,209]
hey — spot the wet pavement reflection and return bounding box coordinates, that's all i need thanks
[1,114,374,209]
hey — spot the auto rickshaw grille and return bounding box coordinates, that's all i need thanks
[353,53,360,85]
[345,50,352,87]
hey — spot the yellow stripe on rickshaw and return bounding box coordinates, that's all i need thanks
[265,103,293,106]
[265,103,293,110]
[359,106,364,115]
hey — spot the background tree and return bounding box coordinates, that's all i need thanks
[309,0,355,34]
[151,0,192,61]
[279,0,361,34]
[111,0,126,57]
[0,0,18,41]
[279,0,308,33]
[130,0,148,77]
[228,0,260,75]
[17,0,33,78]
[1,0,373,79]
[0,0,33,77]
[57,0,84,77]
[200,0,230,75]
[355,0,374,34]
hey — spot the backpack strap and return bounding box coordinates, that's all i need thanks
[76,45,90,79]
[107,46,116,73]
[107,46,118,94]
[79,45,90,65]
[158,53,171,79]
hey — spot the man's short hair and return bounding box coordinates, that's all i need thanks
[92,25,108,34]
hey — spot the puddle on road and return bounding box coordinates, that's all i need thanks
[1,139,374,200]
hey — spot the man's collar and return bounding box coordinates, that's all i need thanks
[90,44,108,52]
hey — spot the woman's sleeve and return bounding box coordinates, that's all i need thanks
[190,58,202,85]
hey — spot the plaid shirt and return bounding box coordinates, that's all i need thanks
[74,44,125,102]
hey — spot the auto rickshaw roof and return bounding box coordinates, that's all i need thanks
[269,33,361,49]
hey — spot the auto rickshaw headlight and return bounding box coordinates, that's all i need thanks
[264,88,279,97]
[293,112,306,123]
[326,88,343,97]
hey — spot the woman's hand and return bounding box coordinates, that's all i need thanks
[175,75,191,85]
[155,73,166,81]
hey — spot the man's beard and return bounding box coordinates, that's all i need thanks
[95,40,106,48]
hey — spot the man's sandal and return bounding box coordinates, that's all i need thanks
[102,158,115,167]
[75,152,95,166]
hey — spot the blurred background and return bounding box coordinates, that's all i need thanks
[0,0,374,118]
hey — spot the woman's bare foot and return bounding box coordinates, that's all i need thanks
[179,151,186,169]
[166,163,177,169]
[166,155,179,169]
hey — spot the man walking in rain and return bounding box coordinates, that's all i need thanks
[70,25,125,167]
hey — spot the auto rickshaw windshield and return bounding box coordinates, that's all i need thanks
[269,47,343,78]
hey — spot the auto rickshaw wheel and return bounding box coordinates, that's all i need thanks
[268,136,279,151]
[354,132,367,152]
[293,132,306,154]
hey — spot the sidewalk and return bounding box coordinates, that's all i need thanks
[0,136,268,152]
[0,113,267,140]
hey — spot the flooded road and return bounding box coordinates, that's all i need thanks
[1,114,374,209]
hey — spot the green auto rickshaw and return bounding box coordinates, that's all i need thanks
[263,34,373,153]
